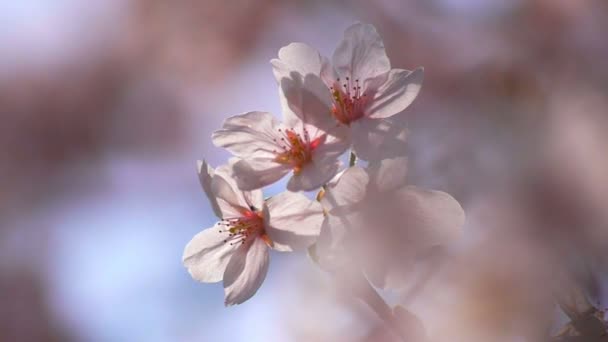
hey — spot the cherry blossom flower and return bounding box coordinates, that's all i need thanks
[183,160,324,305]
[212,110,349,192]
[272,23,422,161]
[317,157,465,289]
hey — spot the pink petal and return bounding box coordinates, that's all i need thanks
[322,166,369,211]
[271,42,324,82]
[223,238,270,306]
[197,160,222,218]
[279,72,335,133]
[286,157,341,192]
[391,186,465,247]
[315,214,351,271]
[232,158,291,191]
[211,174,250,218]
[367,68,424,119]
[350,116,408,161]
[214,161,265,213]
[332,23,391,86]
[355,186,464,289]
[212,111,281,159]
[367,157,409,193]
[183,225,240,283]
[265,191,324,252]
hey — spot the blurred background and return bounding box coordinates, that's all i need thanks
[1,0,607,341]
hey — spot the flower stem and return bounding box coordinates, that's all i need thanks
[349,271,410,341]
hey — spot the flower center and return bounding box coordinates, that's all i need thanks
[330,77,368,125]
[219,210,272,246]
[273,128,324,175]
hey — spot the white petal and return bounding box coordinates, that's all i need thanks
[246,188,264,211]
[216,161,264,211]
[392,186,465,247]
[277,86,301,132]
[212,111,281,159]
[279,73,335,133]
[350,117,408,161]
[277,87,325,141]
[332,23,390,85]
[265,191,324,252]
[223,238,270,306]
[271,42,323,82]
[287,157,341,192]
[354,226,404,289]
[354,187,464,289]
[211,173,249,218]
[320,56,339,87]
[183,225,239,283]
[367,68,424,119]
[361,71,390,95]
[315,125,351,159]
[326,168,347,188]
[322,166,369,211]
[232,158,291,191]
[315,214,351,270]
[197,160,222,218]
[367,157,408,193]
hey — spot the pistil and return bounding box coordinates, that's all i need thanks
[273,128,324,175]
[330,77,367,125]
[219,210,269,246]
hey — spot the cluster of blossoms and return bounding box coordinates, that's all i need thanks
[183,23,464,306]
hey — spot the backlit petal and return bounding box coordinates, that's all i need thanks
[315,215,351,270]
[314,126,351,160]
[350,117,408,161]
[232,158,291,191]
[367,68,424,119]
[215,161,264,211]
[197,160,222,218]
[212,111,281,159]
[223,238,270,306]
[271,42,324,82]
[286,157,341,192]
[265,191,324,252]
[279,72,335,133]
[392,186,465,247]
[367,157,409,193]
[211,173,249,218]
[322,166,369,212]
[320,56,339,88]
[354,186,464,289]
[332,23,390,85]
[183,225,239,283]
